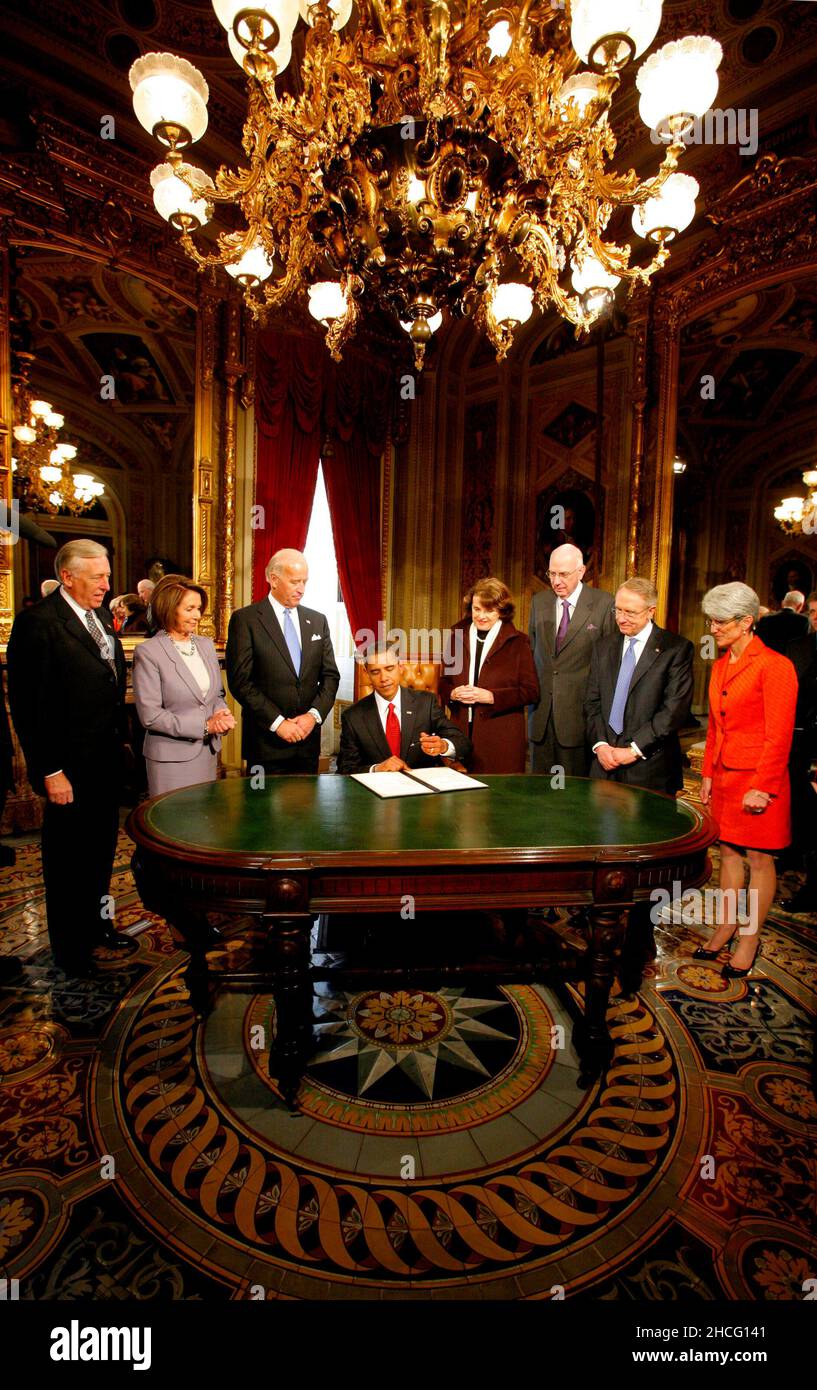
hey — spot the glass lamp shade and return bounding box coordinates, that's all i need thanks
[213,0,298,44]
[559,72,605,116]
[52,443,77,462]
[13,424,37,444]
[487,20,513,60]
[774,498,805,523]
[48,491,64,509]
[30,399,53,418]
[570,254,621,295]
[150,162,214,228]
[130,53,209,146]
[40,465,63,484]
[308,281,347,323]
[632,172,699,240]
[45,411,64,428]
[492,283,534,325]
[400,311,443,334]
[637,36,722,136]
[227,25,292,75]
[298,0,353,31]
[571,0,663,69]
[801,469,817,489]
[225,242,275,284]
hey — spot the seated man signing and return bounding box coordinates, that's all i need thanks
[337,644,472,774]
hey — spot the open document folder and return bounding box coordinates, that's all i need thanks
[350,767,489,798]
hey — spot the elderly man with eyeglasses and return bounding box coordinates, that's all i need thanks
[528,543,615,775]
[584,577,694,793]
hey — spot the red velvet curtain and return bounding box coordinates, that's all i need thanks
[252,334,323,600]
[253,331,391,645]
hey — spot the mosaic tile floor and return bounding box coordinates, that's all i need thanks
[0,824,815,1301]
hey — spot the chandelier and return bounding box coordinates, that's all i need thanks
[12,357,105,515]
[774,469,817,536]
[130,1,721,369]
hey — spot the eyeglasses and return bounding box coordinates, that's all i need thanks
[546,566,581,581]
[614,606,652,618]
[707,616,743,629]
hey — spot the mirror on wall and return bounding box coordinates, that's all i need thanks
[10,248,196,609]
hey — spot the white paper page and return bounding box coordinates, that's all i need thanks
[405,767,488,792]
[350,772,434,798]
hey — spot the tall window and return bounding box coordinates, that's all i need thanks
[304,464,354,705]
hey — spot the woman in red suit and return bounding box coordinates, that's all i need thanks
[438,577,540,773]
[697,582,797,978]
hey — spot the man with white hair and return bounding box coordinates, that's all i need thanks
[226,548,339,774]
[528,543,616,775]
[755,590,808,654]
[7,540,128,974]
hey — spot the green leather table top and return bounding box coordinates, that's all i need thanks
[142,775,702,858]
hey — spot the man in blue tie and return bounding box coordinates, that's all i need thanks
[584,577,694,793]
[584,577,695,994]
[226,548,339,774]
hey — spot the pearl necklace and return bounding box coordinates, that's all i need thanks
[169,633,196,657]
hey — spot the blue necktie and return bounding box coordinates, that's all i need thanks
[283,607,301,674]
[609,638,636,735]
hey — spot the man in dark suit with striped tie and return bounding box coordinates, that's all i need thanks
[226,548,339,774]
[7,540,128,974]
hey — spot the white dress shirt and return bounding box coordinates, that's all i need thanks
[370,687,453,771]
[266,593,321,732]
[467,618,502,683]
[593,619,654,758]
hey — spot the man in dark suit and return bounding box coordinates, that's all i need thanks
[782,591,817,911]
[585,577,694,994]
[7,539,128,974]
[584,577,694,792]
[226,548,339,774]
[756,591,808,653]
[528,543,615,775]
[337,644,471,774]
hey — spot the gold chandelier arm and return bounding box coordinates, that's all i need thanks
[609,142,685,209]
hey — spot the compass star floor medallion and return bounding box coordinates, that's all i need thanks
[309,987,516,1101]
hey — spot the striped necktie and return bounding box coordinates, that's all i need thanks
[85,610,117,676]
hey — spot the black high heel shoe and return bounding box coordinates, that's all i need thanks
[722,946,761,979]
[692,928,737,961]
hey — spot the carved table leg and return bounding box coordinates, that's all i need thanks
[266,912,313,1112]
[573,902,628,1087]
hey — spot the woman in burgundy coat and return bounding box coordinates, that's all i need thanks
[439,578,540,774]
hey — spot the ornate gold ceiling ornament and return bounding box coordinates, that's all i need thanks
[130,1,721,369]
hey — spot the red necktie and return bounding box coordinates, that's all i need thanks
[386,701,401,757]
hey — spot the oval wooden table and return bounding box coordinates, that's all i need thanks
[127,774,717,1108]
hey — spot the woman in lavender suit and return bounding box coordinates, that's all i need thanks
[133,575,235,797]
